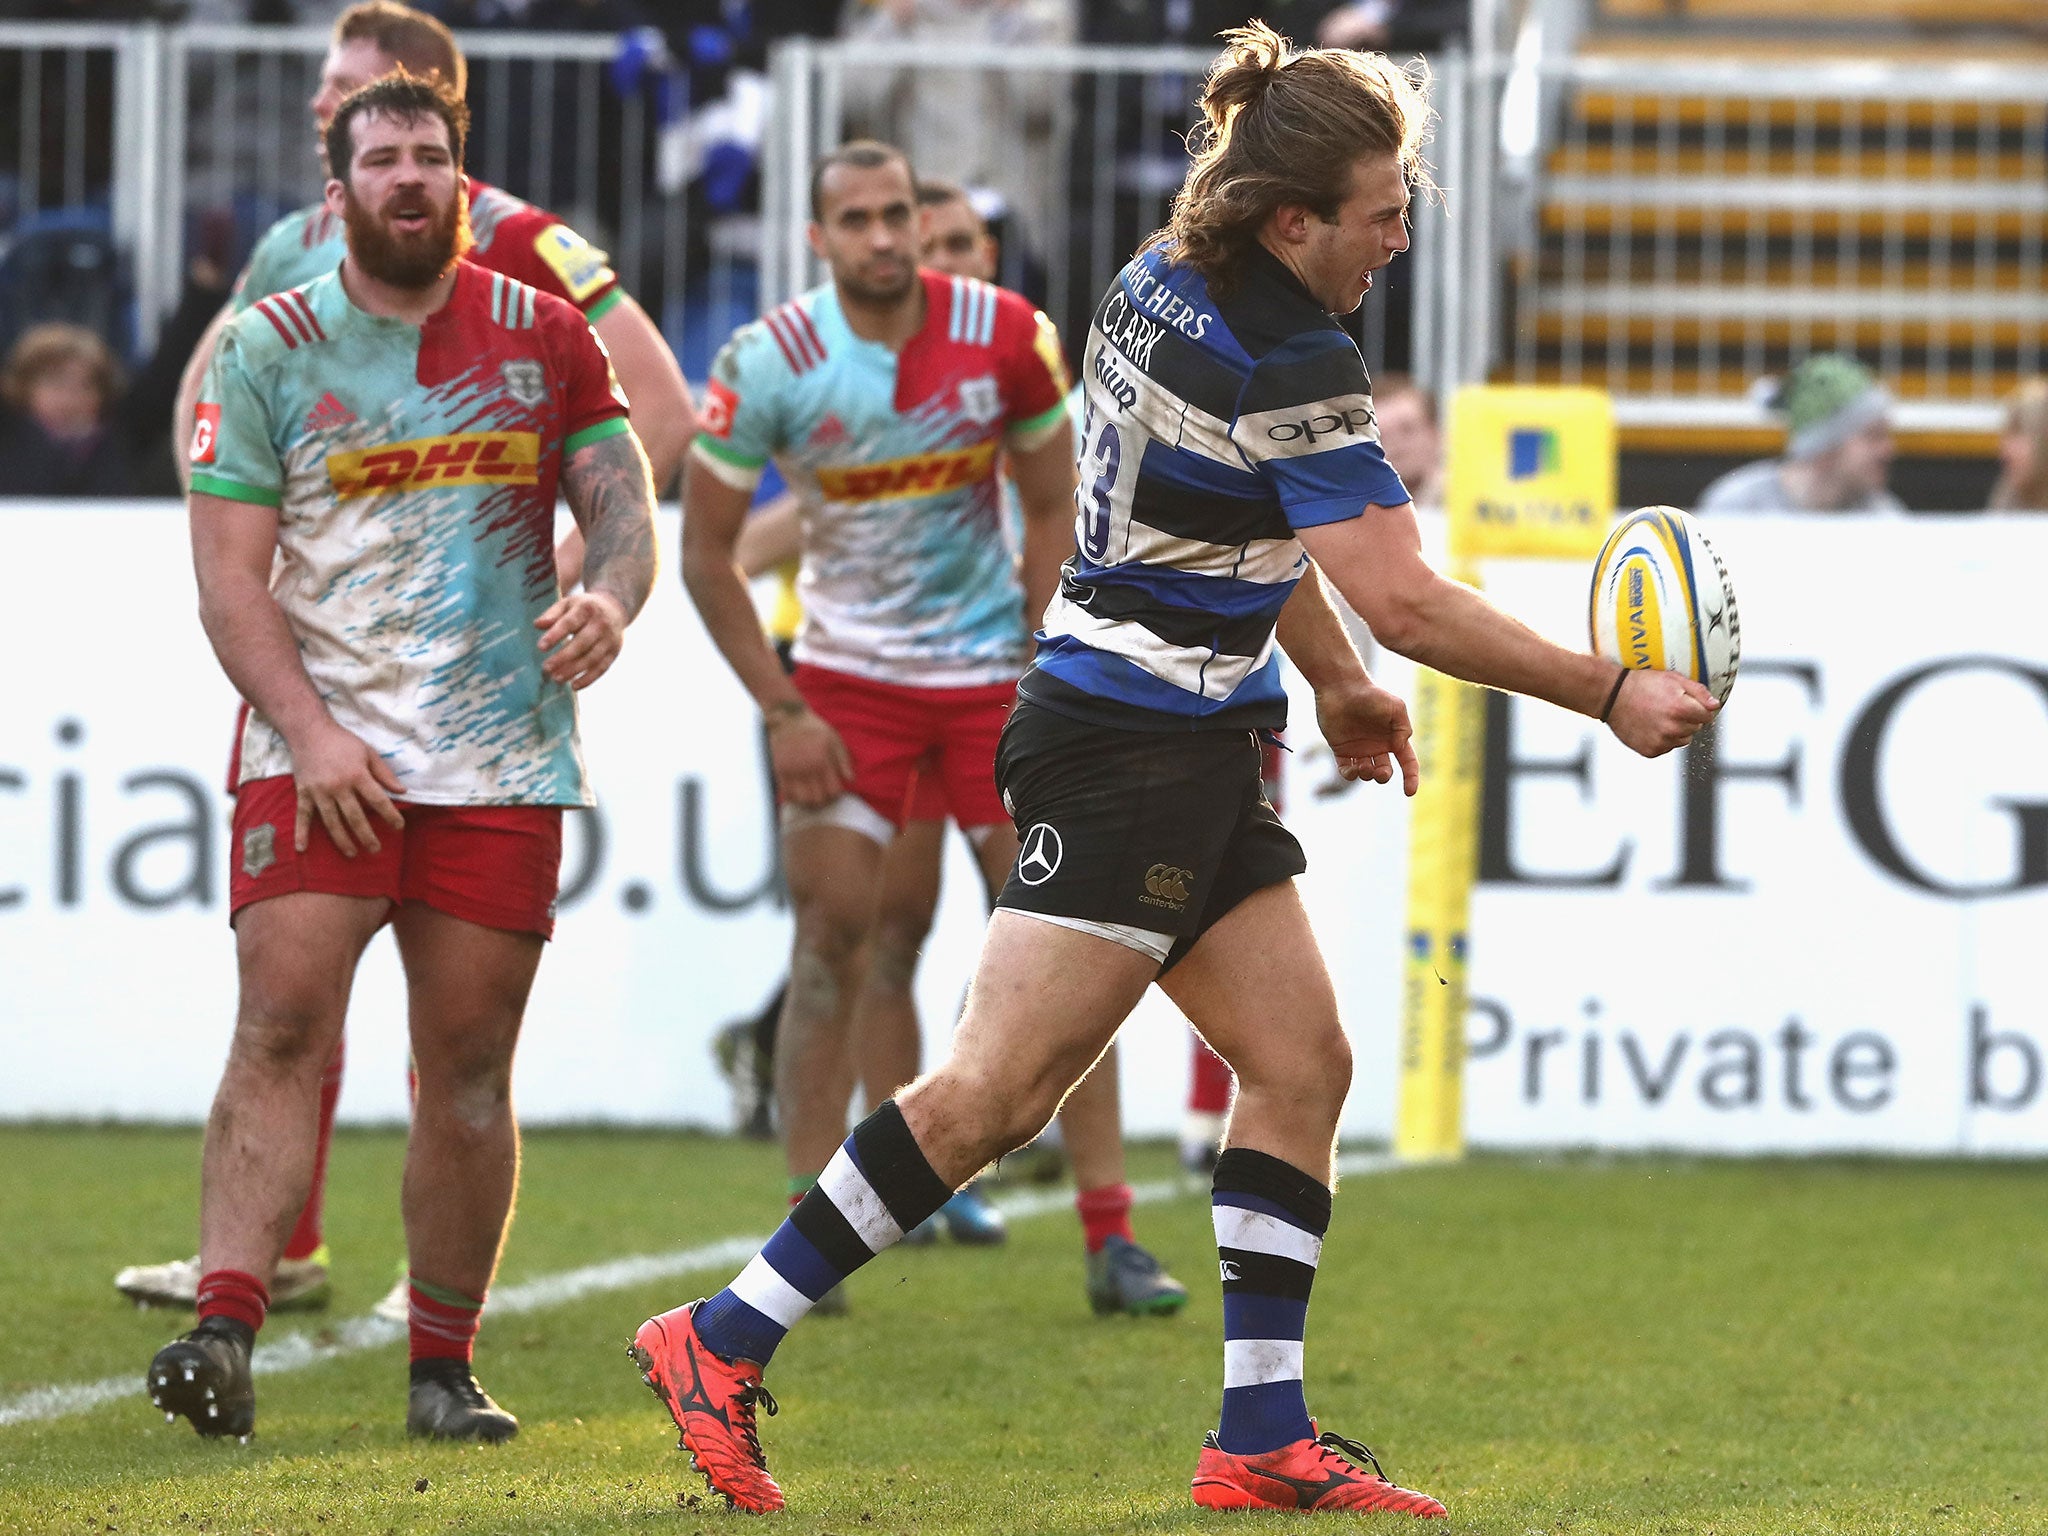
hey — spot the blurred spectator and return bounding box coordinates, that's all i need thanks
[1307,0,1465,52]
[0,322,133,497]
[415,0,519,24]
[524,0,649,28]
[1988,378,2048,511]
[1372,371,1441,508]
[1696,354,1904,515]
[840,0,1074,286]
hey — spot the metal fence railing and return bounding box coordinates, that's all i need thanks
[0,23,763,380]
[761,37,1435,388]
[0,21,2040,443]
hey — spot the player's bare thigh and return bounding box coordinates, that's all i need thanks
[1156,879,1351,1179]
[872,816,949,969]
[230,891,390,1046]
[390,903,544,1071]
[897,911,1155,1182]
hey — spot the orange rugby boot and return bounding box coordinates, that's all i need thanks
[628,1302,784,1513]
[1191,1426,1448,1517]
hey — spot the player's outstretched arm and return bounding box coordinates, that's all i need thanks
[1274,566,1419,795]
[679,452,850,806]
[1006,420,1080,628]
[1297,503,1716,758]
[190,491,405,856]
[171,301,236,494]
[540,429,658,689]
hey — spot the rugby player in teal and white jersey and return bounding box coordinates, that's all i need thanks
[147,71,656,1445]
[123,0,694,1323]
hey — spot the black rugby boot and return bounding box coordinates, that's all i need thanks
[406,1358,519,1443]
[147,1317,255,1440]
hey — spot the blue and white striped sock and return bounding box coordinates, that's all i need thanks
[693,1099,951,1367]
[1212,1147,1332,1455]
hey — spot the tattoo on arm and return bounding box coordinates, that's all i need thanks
[564,429,658,620]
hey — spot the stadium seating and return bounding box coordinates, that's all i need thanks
[1512,8,2048,505]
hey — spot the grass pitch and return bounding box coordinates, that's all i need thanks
[2,1126,2044,1535]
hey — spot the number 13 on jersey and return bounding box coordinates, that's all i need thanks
[1075,389,1132,565]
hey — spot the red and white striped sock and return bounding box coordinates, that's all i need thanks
[407,1275,485,1364]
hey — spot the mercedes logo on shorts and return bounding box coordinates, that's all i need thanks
[1016,823,1064,885]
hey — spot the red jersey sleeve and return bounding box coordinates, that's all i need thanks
[537,293,632,452]
[473,190,625,321]
[992,287,1071,448]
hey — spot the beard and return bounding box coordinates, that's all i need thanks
[835,254,917,308]
[342,181,473,290]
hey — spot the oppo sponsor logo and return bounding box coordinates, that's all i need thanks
[1264,404,1375,444]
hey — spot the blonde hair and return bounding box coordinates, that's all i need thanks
[1990,377,2048,511]
[1149,22,1433,292]
[2,322,121,412]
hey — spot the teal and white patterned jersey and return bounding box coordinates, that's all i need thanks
[693,270,1071,688]
[192,262,632,806]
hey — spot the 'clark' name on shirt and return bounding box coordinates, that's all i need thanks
[1119,261,1216,343]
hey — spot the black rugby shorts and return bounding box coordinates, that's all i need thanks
[992,700,1307,972]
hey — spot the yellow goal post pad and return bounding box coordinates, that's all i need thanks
[1393,385,1617,1163]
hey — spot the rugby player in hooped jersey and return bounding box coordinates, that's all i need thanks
[148,72,656,1445]
[630,26,1715,1519]
[122,0,694,1325]
[670,141,1187,1317]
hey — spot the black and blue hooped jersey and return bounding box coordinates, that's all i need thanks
[1018,242,1409,731]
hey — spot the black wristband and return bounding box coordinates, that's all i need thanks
[1599,667,1630,724]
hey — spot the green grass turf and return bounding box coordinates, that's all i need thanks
[2,1126,2045,1534]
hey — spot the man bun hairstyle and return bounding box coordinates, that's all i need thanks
[335,2,466,100]
[1152,21,1433,292]
[325,67,471,187]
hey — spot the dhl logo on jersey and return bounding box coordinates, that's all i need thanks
[813,441,998,502]
[326,432,542,500]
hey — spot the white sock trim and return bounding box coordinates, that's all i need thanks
[1223,1338,1306,1389]
[819,1145,904,1252]
[728,1253,814,1329]
[1213,1205,1324,1267]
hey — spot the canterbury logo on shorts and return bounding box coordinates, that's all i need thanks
[326,431,542,499]
[1142,863,1193,910]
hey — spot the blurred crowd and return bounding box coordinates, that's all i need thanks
[0,1,2041,511]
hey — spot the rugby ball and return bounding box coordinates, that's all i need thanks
[1589,506,1740,704]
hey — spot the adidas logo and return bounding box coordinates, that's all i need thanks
[303,391,357,434]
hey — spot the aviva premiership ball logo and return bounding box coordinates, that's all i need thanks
[1618,557,1665,672]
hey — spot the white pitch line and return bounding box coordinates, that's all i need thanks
[0,1149,1397,1431]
